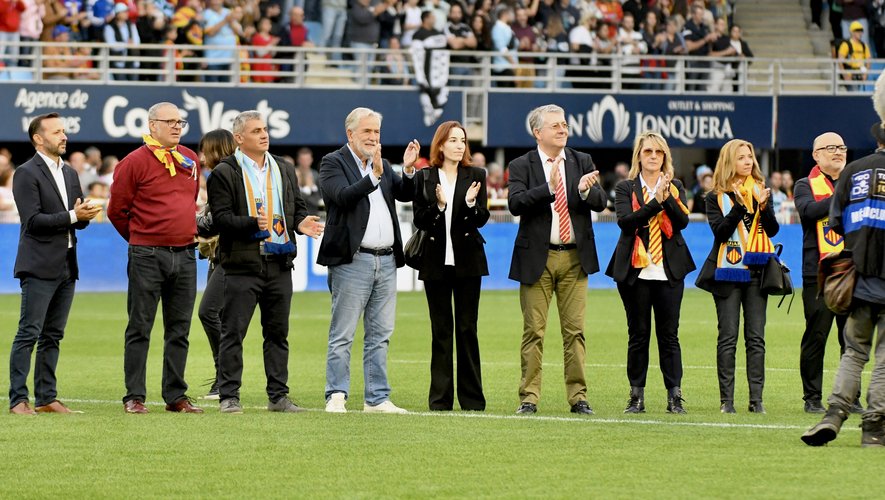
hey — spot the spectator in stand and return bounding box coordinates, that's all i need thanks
[640,10,663,90]
[136,0,166,81]
[590,20,615,89]
[401,0,422,47]
[0,168,16,223]
[841,0,871,53]
[202,0,238,82]
[658,17,686,90]
[530,0,555,28]
[426,0,449,32]
[376,0,399,48]
[67,151,95,190]
[40,0,67,41]
[283,6,313,47]
[84,146,101,174]
[42,25,75,79]
[617,11,647,90]
[321,0,346,56]
[169,0,203,82]
[556,0,580,32]
[381,35,408,85]
[725,23,753,92]
[682,4,716,91]
[512,7,539,88]
[690,171,713,215]
[348,0,383,56]
[782,170,794,199]
[686,163,711,212]
[87,0,114,42]
[0,0,25,67]
[251,17,278,82]
[446,2,476,87]
[491,6,518,87]
[295,147,323,213]
[486,162,507,201]
[874,0,885,58]
[471,151,486,168]
[18,0,43,67]
[470,11,493,51]
[540,14,569,88]
[708,17,733,93]
[768,170,787,217]
[85,180,109,222]
[838,21,871,91]
[97,155,117,186]
[606,161,630,211]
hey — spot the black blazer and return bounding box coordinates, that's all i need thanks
[695,189,780,296]
[207,154,309,275]
[13,153,88,280]
[605,178,695,285]
[507,147,607,285]
[317,144,415,268]
[412,166,490,281]
[793,175,834,281]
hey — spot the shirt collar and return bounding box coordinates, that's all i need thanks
[347,144,373,171]
[537,147,565,168]
[37,151,62,171]
[239,151,267,172]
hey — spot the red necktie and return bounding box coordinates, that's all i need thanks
[550,158,570,243]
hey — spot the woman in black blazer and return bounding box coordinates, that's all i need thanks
[412,121,490,411]
[695,139,779,414]
[606,131,695,414]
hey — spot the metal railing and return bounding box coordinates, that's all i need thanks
[0,41,879,95]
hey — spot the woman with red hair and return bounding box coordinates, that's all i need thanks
[412,121,490,411]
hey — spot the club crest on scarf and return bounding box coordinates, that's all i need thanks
[236,149,295,255]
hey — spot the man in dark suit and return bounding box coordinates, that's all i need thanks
[508,104,607,415]
[207,111,324,414]
[318,107,420,414]
[9,112,101,415]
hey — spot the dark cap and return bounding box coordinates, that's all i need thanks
[872,122,885,145]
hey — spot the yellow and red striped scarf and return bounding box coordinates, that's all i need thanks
[143,134,196,178]
[808,166,844,260]
[630,182,690,268]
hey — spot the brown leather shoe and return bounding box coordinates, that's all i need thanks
[9,401,37,415]
[124,400,149,414]
[165,398,204,414]
[35,400,78,413]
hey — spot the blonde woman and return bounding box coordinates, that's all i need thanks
[696,139,779,414]
[606,131,694,414]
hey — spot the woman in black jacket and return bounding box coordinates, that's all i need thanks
[696,139,779,414]
[606,131,694,414]
[412,121,489,411]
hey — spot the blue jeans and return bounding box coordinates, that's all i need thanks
[8,263,76,408]
[325,251,396,405]
[203,63,231,83]
[321,7,347,59]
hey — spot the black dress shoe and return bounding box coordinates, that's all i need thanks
[570,400,594,415]
[850,398,865,414]
[516,402,537,414]
[748,401,766,414]
[720,401,736,414]
[804,400,826,414]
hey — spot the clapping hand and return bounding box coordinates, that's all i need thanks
[578,171,599,192]
[549,157,563,191]
[731,181,746,206]
[256,206,269,231]
[402,140,420,173]
[372,144,383,179]
[435,183,446,209]
[74,198,102,221]
[298,215,325,238]
[758,187,771,208]
[655,174,671,203]
[465,181,481,204]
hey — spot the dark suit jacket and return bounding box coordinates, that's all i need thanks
[507,147,607,285]
[794,175,834,281]
[412,166,490,281]
[605,178,695,285]
[317,144,415,268]
[695,189,780,296]
[207,153,309,275]
[12,153,88,280]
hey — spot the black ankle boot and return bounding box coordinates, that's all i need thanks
[801,406,849,446]
[861,416,885,448]
[666,387,686,414]
[624,386,645,413]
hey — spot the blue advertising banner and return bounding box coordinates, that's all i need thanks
[776,96,880,151]
[0,84,462,146]
[485,93,774,149]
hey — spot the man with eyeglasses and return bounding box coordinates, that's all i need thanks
[507,104,607,415]
[794,132,861,415]
[108,102,204,414]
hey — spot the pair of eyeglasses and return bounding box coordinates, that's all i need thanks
[641,148,665,157]
[151,119,189,129]
[815,145,847,153]
[543,123,570,132]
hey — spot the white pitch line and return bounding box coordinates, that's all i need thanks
[3,397,852,432]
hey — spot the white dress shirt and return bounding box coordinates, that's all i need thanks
[537,147,574,245]
[637,174,668,281]
[37,151,77,248]
[438,170,457,266]
[348,145,395,250]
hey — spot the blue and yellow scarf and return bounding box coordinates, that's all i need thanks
[714,180,775,282]
[236,148,295,255]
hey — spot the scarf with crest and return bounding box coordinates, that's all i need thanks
[236,148,295,255]
[714,178,775,281]
[143,134,196,178]
[630,182,690,268]
[808,166,844,259]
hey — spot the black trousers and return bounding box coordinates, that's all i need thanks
[617,279,685,390]
[198,264,225,384]
[800,282,847,402]
[123,245,196,404]
[9,255,76,407]
[218,260,292,402]
[713,278,767,403]
[424,271,485,411]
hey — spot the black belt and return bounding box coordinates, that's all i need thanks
[359,246,393,256]
[549,244,577,251]
[160,244,197,252]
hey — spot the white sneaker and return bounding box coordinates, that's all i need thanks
[363,400,408,414]
[325,393,347,413]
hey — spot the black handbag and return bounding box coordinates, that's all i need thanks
[403,229,428,270]
[761,243,794,311]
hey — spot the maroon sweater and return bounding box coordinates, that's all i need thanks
[108,144,200,246]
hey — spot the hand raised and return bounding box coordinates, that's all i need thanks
[372,145,383,178]
[758,187,771,207]
[731,181,746,206]
[74,198,101,221]
[578,171,599,192]
[549,158,562,191]
[435,183,446,208]
[402,139,420,173]
[256,206,269,231]
[465,181,481,203]
[297,215,324,238]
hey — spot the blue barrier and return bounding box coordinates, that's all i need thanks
[0,222,805,293]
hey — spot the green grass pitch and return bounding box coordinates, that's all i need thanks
[0,289,875,498]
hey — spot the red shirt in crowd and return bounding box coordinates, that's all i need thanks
[107,144,200,247]
[0,0,26,33]
[289,23,307,46]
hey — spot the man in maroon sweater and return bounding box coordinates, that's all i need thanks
[108,102,203,414]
